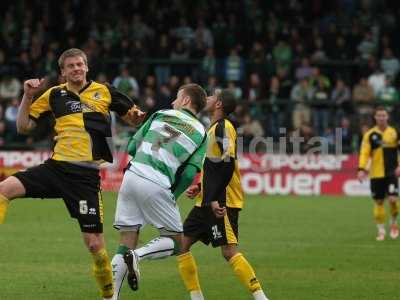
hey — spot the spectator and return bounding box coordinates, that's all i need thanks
[226,81,243,100]
[4,98,20,143]
[376,77,399,113]
[200,48,217,83]
[380,47,400,79]
[290,78,314,130]
[0,75,22,102]
[223,47,245,84]
[339,117,354,153]
[272,39,292,73]
[153,34,171,86]
[368,68,386,96]
[194,20,214,49]
[311,77,330,136]
[170,17,194,47]
[170,40,190,77]
[353,77,375,124]
[112,66,140,98]
[295,57,313,81]
[331,79,352,123]
[357,31,377,60]
[239,113,265,149]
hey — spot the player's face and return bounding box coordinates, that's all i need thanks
[205,95,218,113]
[172,89,188,109]
[375,110,389,126]
[61,56,88,85]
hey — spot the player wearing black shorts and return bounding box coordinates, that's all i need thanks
[358,106,400,241]
[177,89,269,300]
[0,48,145,299]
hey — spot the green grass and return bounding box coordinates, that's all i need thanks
[1,194,400,300]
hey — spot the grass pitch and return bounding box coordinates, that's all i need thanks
[1,193,399,300]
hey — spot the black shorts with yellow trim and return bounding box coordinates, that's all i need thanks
[183,206,240,247]
[370,176,399,200]
[13,159,103,233]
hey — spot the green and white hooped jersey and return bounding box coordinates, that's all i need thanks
[129,109,206,189]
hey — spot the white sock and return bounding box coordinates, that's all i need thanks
[135,237,176,261]
[111,254,127,300]
[377,224,385,233]
[190,290,205,300]
[253,289,269,300]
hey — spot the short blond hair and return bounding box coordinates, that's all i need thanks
[58,48,88,69]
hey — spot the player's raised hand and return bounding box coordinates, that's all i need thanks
[23,78,45,98]
[124,105,146,126]
[186,184,200,199]
[211,201,226,218]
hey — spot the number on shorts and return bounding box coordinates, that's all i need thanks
[79,200,88,215]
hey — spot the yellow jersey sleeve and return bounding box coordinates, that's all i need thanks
[29,88,52,120]
[359,131,371,170]
[211,119,236,160]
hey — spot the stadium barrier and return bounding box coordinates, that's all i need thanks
[0,150,370,196]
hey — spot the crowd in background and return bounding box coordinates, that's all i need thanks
[1,0,400,153]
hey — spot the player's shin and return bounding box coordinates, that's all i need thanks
[92,248,114,299]
[177,252,203,300]
[0,193,10,224]
[134,236,179,261]
[229,253,269,300]
[111,245,130,300]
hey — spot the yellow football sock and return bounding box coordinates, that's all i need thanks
[0,193,10,224]
[229,253,262,293]
[177,252,202,292]
[373,203,386,224]
[389,201,398,221]
[92,248,114,299]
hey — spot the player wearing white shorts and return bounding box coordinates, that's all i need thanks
[111,84,207,299]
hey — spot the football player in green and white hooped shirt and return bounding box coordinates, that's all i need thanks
[111,83,207,299]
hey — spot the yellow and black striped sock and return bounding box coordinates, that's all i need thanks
[0,193,10,224]
[229,253,262,293]
[177,252,202,292]
[92,248,114,299]
[373,203,386,224]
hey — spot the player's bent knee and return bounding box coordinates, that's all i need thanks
[0,176,26,200]
[221,245,238,261]
[83,233,104,253]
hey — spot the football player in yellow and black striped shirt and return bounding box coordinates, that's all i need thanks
[177,90,269,300]
[0,48,145,299]
[358,106,400,241]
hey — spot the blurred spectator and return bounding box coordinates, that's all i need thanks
[376,78,399,113]
[331,79,352,123]
[112,66,140,98]
[311,37,328,62]
[224,47,245,83]
[156,84,173,110]
[205,76,221,95]
[339,117,354,153]
[238,113,265,149]
[267,76,285,139]
[380,47,400,79]
[290,78,314,130]
[0,75,22,102]
[311,78,330,136]
[154,34,171,86]
[295,57,313,81]
[357,31,377,60]
[195,20,214,49]
[226,81,243,100]
[248,41,266,76]
[200,48,217,83]
[4,98,20,142]
[273,40,292,73]
[170,40,190,77]
[0,105,5,146]
[170,17,194,47]
[368,68,386,96]
[353,77,375,125]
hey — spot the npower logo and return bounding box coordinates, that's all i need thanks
[241,172,332,195]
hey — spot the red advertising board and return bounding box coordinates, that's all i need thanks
[0,151,370,196]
